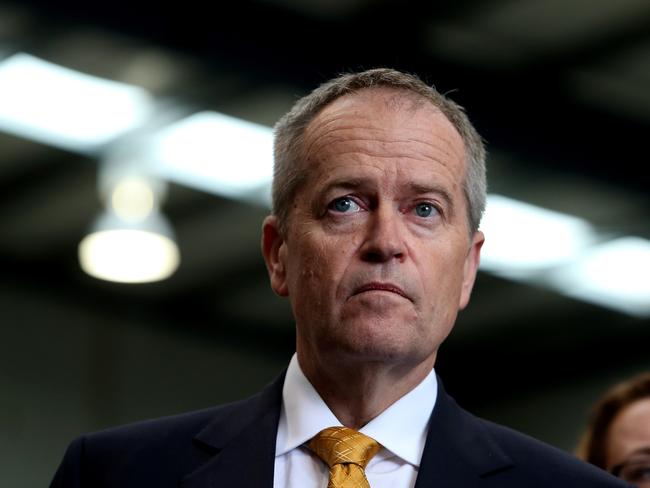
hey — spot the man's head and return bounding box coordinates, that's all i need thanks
[262,69,485,374]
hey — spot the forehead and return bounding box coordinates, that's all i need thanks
[300,87,466,191]
[608,398,650,461]
[611,398,650,438]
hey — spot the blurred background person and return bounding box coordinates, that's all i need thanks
[578,372,650,487]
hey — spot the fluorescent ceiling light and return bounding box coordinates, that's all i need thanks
[0,53,153,152]
[78,211,179,283]
[549,237,650,317]
[79,230,179,283]
[149,111,273,203]
[480,194,594,278]
[110,177,157,223]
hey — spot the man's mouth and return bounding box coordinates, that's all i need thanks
[353,282,410,301]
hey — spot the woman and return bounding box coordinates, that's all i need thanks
[578,373,650,487]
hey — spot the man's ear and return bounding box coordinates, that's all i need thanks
[261,215,289,297]
[459,230,484,310]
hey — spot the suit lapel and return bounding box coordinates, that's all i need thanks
[415,378,514,487]
[180,373,285,488]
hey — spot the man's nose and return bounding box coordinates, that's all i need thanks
[360,207,406,263]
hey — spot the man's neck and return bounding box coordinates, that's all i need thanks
[297,351,436,430]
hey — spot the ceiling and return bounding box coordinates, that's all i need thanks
[1,0,649,409]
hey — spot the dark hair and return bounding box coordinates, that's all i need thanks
[577,372,650,469]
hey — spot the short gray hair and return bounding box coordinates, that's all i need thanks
[272,68,487,234]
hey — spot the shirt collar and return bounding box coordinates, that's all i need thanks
[275,353,437,467]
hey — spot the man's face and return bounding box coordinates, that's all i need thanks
[263,88,483,369]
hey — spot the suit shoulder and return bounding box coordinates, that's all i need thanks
[87,404,221,445]
[476,416,629,486]
[51,392,274,488]
[84,393,261,450]
[51,405,225,487]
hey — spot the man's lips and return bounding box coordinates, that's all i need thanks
[353,282,410,301]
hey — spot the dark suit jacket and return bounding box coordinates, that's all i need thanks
[50,374,629,487]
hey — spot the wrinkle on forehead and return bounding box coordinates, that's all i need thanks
[302,124,464,189]
[306,133,462,169]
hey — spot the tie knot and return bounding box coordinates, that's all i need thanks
[308,426,381,469]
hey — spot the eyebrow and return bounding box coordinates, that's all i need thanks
[610,447,650,474]
[320,177,370,192]
[628,447,650,457]
[405,182,455,212]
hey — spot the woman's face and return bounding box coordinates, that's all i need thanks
[606,398,650,487]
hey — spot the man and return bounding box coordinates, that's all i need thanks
[51,69,628,487]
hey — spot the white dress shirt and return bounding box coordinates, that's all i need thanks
[273,354,438,488]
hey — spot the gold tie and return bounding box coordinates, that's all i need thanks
[308,426,381,488]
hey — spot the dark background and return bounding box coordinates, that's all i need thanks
[0,1,649,486]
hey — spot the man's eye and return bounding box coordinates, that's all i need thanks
[330,197,361,213]
[414,202,437,217]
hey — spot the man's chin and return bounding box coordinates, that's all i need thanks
[339,300,418,331]
[323,330,427,365]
